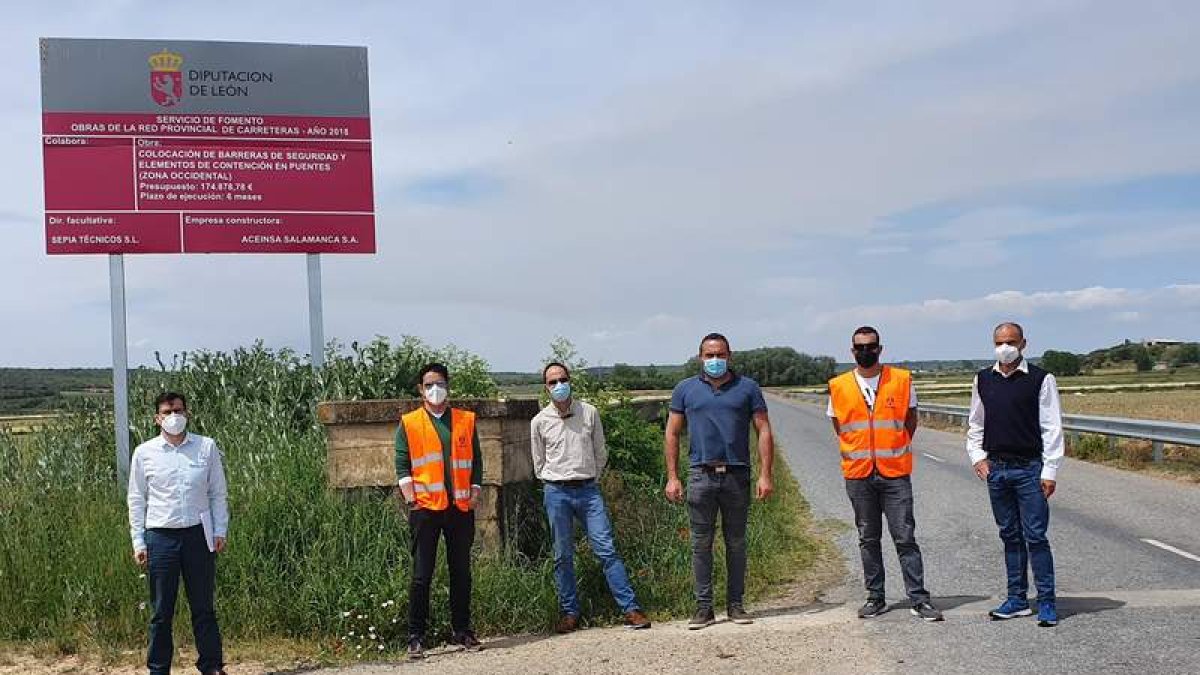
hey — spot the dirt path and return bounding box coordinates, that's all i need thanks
[313,605,886,675]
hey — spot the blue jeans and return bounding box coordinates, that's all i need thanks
[543,481,640,616]
[145,526,223,675]
[987,459,1055,603]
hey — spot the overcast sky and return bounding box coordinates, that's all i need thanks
[3,1,1198,370]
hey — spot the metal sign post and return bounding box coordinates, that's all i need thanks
[307,253,325,371]
[109,254,131,490]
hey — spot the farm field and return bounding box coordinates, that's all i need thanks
[922,389,1200,424]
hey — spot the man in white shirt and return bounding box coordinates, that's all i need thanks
[128,392,228,675]
[530,362,650,634]
[966,322,1064,628]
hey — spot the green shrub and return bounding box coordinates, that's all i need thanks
[0,337,819,657]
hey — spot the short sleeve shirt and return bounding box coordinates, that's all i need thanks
[670,373,768,466]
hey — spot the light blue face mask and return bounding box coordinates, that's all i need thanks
[550,381,572,402]
[703,357,728,378]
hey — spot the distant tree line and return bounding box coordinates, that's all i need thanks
[684,346,837,387]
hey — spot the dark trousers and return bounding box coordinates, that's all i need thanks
[407,507,475,639]
[987,459,1055,603]
[844,473,930,603]
[686,466,751,610]
[145,525,223,675]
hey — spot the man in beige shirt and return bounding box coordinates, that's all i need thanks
[531,362,650,633]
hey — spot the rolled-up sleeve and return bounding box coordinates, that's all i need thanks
[208,441,229,539]
[592,407,608,475]
[966,375,987,465]
[1039,374,1065,481]
[530,416,546,480]
[127,449,148,552]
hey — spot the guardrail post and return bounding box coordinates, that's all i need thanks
[1152,440,1164,463]
[1107,436,1117,456]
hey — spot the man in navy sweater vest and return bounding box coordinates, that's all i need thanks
[966,322,1065,627]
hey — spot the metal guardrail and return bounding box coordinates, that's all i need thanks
[918,403,1200,462]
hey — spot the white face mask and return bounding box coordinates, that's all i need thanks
[424,383,448,405]
[160,412,188,436]
[995,343,1022,365]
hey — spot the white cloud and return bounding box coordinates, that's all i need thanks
[813,284,1194,331]
[1090,224,1200,258]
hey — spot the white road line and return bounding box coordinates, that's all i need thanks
[921,452,946,463]
[1142,538,1200,563]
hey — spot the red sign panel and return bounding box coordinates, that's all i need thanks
[40,39,375,254]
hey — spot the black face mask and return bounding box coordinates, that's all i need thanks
[854,350,880,368]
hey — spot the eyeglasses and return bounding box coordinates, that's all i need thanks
[852,343,881,353]
[546,378,570,386]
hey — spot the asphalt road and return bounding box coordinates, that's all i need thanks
[769,394,1200,674]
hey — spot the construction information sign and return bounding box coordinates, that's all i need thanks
[40,38,375,254]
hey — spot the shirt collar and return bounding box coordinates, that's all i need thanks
[158,432,192,449]
[544,399,578,418]
[700,371,738,387]
[991,358,1029,378]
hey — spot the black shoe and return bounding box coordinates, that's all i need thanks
[910,601,944,622]
[858,598,889,618]
[407,637,425,660]
[727,604,754,625]
[451,631,484,651]
[687,607,716,630]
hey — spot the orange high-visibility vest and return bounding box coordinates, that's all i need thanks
[401,407,475,511]
[828,366,913,479]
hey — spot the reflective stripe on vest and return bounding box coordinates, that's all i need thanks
[410,453,441,469]
[828,366,914,479]
[401,407,476,511]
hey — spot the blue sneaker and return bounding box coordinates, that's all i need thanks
[1037,600,1058,627]
[988,597,1033,620]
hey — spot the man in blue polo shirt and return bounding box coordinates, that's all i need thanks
[665,332,775,630]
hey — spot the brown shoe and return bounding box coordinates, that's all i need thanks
[555,613,579,634]
[624,609,651,630]
[451,631,484,651]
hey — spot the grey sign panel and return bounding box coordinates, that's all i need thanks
[40,38,369,116]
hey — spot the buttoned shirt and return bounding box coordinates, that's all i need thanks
[966,359,1065,481]
[127,432,229,552]
[530,399,607,481]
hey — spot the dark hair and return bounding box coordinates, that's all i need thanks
[542,361,570,381]
[993,322,1025,339]
[852,326,880,342]
[153,391,187,412]
[417,363,450,386]
[699,332,731,352]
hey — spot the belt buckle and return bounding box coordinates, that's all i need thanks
[714,465,727,474]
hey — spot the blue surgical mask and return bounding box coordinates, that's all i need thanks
[550,381,572,402]
[703,357,728,378]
